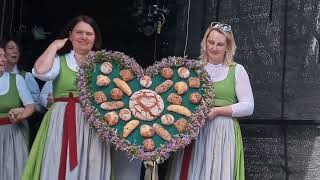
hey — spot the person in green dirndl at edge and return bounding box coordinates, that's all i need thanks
[4,37,44,149]
[4,38,42,112]
[166,22,254,180]
[0,43,35,180]
[22,15,112,180]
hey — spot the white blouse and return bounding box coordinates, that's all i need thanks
[39,80,53,108]
[32,51,78,81]
[204,63,254,117]
[12,65,41,110]
[0,72,34,106]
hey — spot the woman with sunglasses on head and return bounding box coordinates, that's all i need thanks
[167,22,254,180]
[22,15,112,180]
[0,42,35,180]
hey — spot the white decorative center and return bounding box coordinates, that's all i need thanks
[129,89,164,121]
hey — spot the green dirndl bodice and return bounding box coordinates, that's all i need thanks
[22,55,79,180]
[214,64,245,180]
[0,73,22,118]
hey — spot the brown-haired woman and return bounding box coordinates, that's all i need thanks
[22,15,111,180]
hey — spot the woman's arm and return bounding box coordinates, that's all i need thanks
[8,104,35,123]
[34,38,68,74]
[207,106,233,119]
[16,74,35,106]
[25,72,41,111]
[207,64,254,120]
[231,64,254,117]
[39,81,53,108]
[8,74,36,123]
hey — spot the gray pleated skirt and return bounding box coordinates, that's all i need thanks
[0,123,28,180]
[40,102,111,180]
[168,116,235,180]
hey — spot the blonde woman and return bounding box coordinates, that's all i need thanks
[167,22,254,180]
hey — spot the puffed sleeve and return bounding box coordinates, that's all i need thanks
[32,55,60,81]
[231,64,254,117]
[39,81,53,108]
[16,74,35,106]
[25,72,41,109]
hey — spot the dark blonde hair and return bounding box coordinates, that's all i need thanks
[199,25,237,66]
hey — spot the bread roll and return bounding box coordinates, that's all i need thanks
[140,124,154,138]
[104,111,119,126]
[155,80,173,94]
[167,93,183,105]
[153,123,172,141]
[174,118,188,132]
[96,75,111,87]
[140,75,152,88]
[178,67,190,79]
[174,81,188,95]
[160,67,174,79]
[100,62,113,74]
[189,92,202,104]
[119,108,132,121]
[161,114,174,125]
[143,139,155,152]
[120,69,135,81]
[100,101,125,110]
[113,78,132,96]
[110,88,124,100]
[94,91,107,104]
[188,77,201,88]
[123,120,139,138]
[167,105,192,117]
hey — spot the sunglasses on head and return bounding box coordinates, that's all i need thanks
[210,22,232,32]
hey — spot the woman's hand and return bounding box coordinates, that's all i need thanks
[34,38,68,75]
[49,38,68,51]
[206,106,233,120]
[8,108,25,123]
[8,104,35,123]
[207,108,218,120]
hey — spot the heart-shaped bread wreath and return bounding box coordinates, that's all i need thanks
[78,50,214,162]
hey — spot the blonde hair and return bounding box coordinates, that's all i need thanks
[199,26,237,66]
